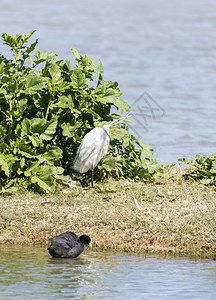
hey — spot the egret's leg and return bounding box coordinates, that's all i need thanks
[91,166,94,187]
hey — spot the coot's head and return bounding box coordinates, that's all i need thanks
[80,235,92,248]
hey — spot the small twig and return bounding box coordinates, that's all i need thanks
[133,196,141,211]
[115,203,125,207]
[81,206,90,210]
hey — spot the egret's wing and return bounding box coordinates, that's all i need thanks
[73,128,110,173]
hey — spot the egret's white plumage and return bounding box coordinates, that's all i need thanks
[73,114,130,186]
[73,125,110,173]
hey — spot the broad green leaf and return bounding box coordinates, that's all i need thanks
[17,142,36,158]
[81,56,98,76]
[0,153,18,177]
[95,86,122,104]
[71,46,80,60]
[61,123,74,138]
[21,31,36,43]
[29,118,45,134]
[100,156,116,171]
[14,99,28,117]
[21,119,31,136]
[41,145,63,161]
[51,165,64,176]
[31,175,54,192]
[0,158,9,176]
[2,33,15,48]
[137,141,153,157]
[39,118,57,140]
[55,174,71,184]
[110,127,128,140]
[0,125,6,138]
[29,134,41,147]
[30,118,57,140]
[0,62,5,74]
[113,98,130,113]
[20,157,25,168]
[51,96,68,108]
[24,39,38,56]
[64,59,70,71]
[28,56,35,66]
[85,108,100,119]
[70,69,87,89]
[15,124,21,136]
[122,135,130,148]
[147,161,164,174]
[21,118,57,141]
[24,161,40,174]
[34,50,58,61]
[48,63,62,84]
[25,71,45,93]
[74,132,82,142]
[98,60,104,83]
[61,122,81,137]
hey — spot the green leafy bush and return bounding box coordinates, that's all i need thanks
[179,154,216,186]
[0,31,163,193]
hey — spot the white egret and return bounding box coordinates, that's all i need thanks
[73,114,130,187]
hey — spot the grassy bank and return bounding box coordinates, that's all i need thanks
[0,166,216,258]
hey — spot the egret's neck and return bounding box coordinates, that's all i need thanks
[103,125,111,139]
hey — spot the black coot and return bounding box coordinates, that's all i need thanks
[48,231,92,258]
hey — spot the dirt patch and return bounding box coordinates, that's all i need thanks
[0,166,216,257]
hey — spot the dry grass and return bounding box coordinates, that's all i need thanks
[0,166,216,257]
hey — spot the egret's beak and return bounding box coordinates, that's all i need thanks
[112,112,131,126]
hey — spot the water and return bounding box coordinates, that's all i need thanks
[0,0,215,163]
[0,246,216,299]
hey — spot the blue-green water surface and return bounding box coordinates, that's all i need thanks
[0,245,215,299]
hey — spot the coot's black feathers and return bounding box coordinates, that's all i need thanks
[48,231,92,258]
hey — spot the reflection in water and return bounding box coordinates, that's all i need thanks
[0,245,216,299]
